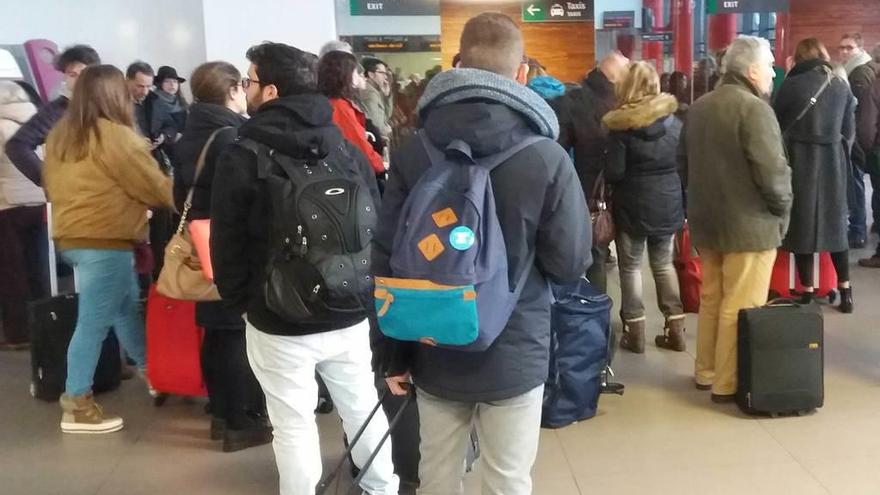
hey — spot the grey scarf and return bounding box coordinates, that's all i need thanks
[844,50,873,76]
[156,89,183,112]
[417,68,560,139]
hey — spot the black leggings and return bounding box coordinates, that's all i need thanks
[794,251,849,287]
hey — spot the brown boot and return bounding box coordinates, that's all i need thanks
[59,393,124,434]
[655,316,687,352]
[620,317,646,354]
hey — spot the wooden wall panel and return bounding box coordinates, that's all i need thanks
[440,1,595,84]
[788,0,880,60]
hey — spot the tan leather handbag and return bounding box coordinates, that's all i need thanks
[156,128,229,301]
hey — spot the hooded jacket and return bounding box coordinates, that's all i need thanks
[0,81,45,209]
[373,68,592,402]
[4,96,68,187]
[553,69,618,197]
[603,93,684,237]
[210,95,381,337]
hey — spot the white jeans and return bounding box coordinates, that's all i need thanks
[246,319,399,495]
[416,385,544,495]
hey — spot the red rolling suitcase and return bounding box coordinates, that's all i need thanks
[145,285,207,404]
[674,222,702,314]
[769,251,838,303]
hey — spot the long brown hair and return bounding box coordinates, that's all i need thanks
[50,64,134,161]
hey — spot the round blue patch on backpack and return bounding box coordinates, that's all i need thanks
[449,226,476,251]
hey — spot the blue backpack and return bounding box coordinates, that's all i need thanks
[375,133,547,352]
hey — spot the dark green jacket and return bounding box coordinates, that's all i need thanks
[680,73,793,253]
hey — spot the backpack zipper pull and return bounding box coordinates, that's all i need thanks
[300,236,308,256]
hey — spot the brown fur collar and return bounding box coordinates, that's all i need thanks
[602,93,679,131]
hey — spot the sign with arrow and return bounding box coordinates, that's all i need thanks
[522,1,594,23]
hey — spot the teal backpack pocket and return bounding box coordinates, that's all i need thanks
[375,277,478,346]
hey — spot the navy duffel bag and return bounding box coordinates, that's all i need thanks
[541,278,622,429]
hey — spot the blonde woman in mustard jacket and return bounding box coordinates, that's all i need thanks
[43,65,173,434]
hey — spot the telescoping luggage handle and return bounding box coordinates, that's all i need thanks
[45,203,77,296]
[316,387,416,495]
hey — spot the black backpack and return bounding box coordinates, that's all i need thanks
[239,139,378,323]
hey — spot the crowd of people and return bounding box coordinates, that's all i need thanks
[0,9,879,495]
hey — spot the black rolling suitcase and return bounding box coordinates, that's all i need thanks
[737,299,824,416]
[29,204,122,401]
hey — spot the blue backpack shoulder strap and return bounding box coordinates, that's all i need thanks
[417,132,552,171]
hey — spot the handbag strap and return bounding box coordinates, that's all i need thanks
[177,126,233,233]
[783,66,833,136]
[591,169,607,205]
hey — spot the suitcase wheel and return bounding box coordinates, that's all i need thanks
[795,409,814,417]
[769,412,780,419]
[153,393,169,407]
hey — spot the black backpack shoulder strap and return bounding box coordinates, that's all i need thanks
[234,137,277,179]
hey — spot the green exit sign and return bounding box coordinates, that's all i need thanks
[706,0,789,13]
[522,1,594,23]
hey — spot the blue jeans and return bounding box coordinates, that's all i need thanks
[848,165,880,239]
[61,249,145,396]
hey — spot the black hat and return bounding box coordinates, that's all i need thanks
[156,65,185,84]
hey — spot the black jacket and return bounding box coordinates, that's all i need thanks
[173,103,246,217]
[174,103,247,330]
[850,61,880,165]
[5,96,68,186]
[553,69,617,196]
[374,69,592,402]
[210,95,380,337]
[603,94,684,237]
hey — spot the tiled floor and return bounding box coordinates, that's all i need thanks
[1,244,879,494]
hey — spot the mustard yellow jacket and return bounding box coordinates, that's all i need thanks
[44,119,174,250]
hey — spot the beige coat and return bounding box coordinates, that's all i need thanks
[0,81,45,209]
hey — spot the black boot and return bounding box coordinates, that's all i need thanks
[799,291,815,305]
[838,287,854,314]
[223,412,273,453]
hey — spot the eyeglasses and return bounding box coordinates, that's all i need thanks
[372,70,390,77]
[241,77,261,89]
[839,45,857,51]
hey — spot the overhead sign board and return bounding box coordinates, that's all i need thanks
[603,11,635,29]
[522,1,594,23]
[706,0,789,13]
[641,32,673,42]
[343,35,441,53]
[349,0,439,16]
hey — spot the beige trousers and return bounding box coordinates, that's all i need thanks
[695,248,776,395]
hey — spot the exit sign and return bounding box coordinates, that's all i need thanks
[707,0,789,13]
[522,1,594,23]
